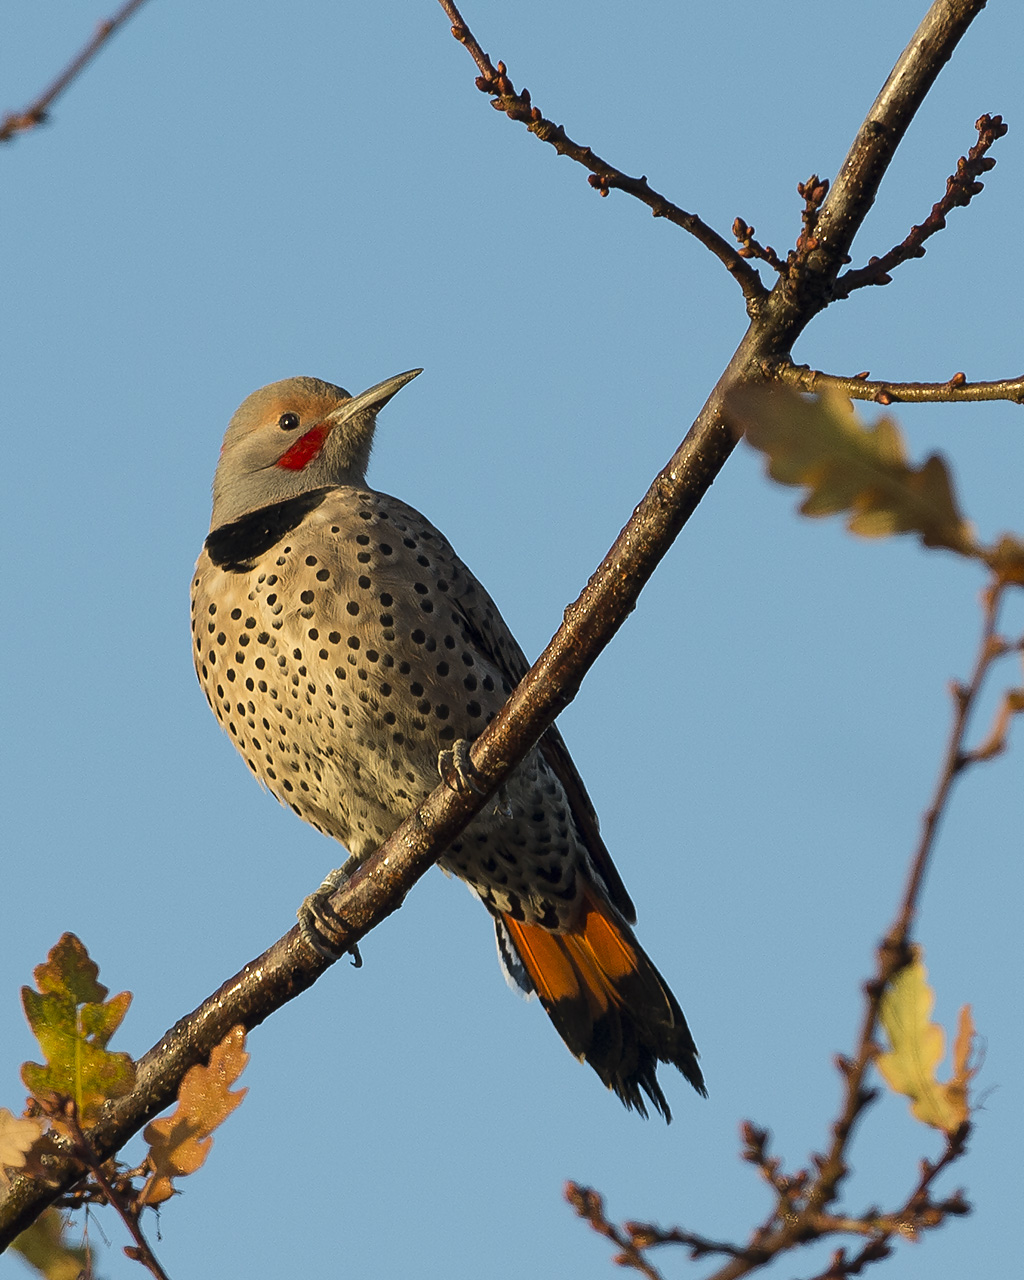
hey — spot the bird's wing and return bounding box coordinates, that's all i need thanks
[438,542,638,925]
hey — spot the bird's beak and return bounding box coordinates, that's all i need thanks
[326,368,423,428]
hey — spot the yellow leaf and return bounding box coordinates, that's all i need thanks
[140,1025,249,1206]
[876,949,976,1133]
[727,386,979,558]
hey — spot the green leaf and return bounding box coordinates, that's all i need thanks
[10,1208,90,1280]
[21,933,136,1125]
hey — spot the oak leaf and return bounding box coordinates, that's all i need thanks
[140,1024,249,1206]
[728,387,978,556]
[876,949,975,1133]
[9,1208,89,1280]
[20,933,135,1127]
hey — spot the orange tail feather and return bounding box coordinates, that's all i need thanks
[501,886,705,1119]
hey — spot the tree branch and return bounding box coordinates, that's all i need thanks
[799,0,990,307]
[774,363,1024,406]
[435,0,768,308]
[640,584,1006,1280]
[57,1102,170,1280]
[835,114,1007,297]
[0,0,149,143]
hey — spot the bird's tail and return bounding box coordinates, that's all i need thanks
[499,885,705,1120]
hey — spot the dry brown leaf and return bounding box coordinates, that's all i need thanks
[943,1006,977,1129]
[140,1024,248,1206]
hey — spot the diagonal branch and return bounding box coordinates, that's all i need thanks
[774,363,1024,406]
[435,0,767,308]
[0,0,150,143]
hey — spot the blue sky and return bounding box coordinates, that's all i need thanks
[3,2,1021,1277]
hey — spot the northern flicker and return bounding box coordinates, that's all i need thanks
[191,370,705,1118]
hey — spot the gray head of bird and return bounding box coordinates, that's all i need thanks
[209,368,422,529]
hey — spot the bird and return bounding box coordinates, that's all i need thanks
[191,369,705,1119]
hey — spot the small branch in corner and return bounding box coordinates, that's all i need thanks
[0,0,150,143]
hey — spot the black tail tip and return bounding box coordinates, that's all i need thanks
[612,1052,707,1123]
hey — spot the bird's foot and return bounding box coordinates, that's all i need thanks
[493,786,513,821]
[438,740,512,818]
[297,861,363,965]
[437,739,486,796]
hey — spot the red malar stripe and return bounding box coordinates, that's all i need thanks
[276,421,330,470]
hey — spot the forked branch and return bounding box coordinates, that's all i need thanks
[570,582,1017,1279]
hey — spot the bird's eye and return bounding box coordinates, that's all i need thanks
[278,412,301,431]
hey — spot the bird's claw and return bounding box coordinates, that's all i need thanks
[493,787,513,821]
[297,862,363,965]
[438,739,486,796]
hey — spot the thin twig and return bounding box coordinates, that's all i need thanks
[888,583,1007,944]
[60,1103,170,1280]
[801,590,1007,1223]
[835,115,1008,298]
[774,363,1024,406]
[819,1125,971,1242]
[0,0,149,143]
[435,0,767,308]
[732,218,786,274]
[734,175,832,281]
[572,582,1008,1280]
[565,1185,666,1280]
